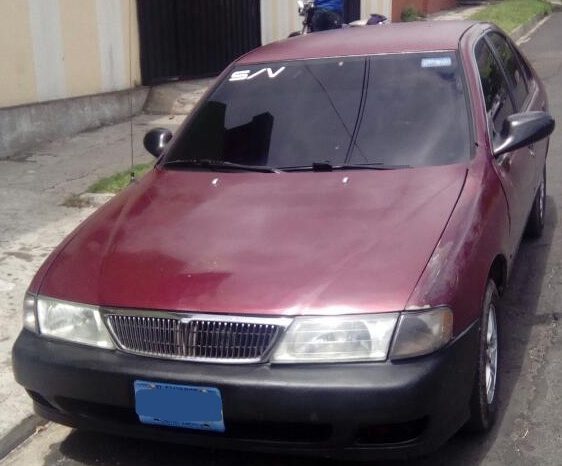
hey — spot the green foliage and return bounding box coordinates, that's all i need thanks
[470,0,552,33]
[401,7,422,22]
[87,163,152,194]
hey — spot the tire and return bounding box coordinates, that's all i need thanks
[525,168,546,239]
[465,280,500,432]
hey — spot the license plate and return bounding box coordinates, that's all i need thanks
[134,380,225,432]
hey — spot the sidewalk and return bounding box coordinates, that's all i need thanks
[0,113,186,455]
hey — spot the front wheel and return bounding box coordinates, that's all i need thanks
[465,280,500,432]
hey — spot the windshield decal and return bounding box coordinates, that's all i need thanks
[421,57,452,68]
[229,67,286,82]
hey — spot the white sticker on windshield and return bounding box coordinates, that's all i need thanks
[229,67,286,82]
[421,57,452,68]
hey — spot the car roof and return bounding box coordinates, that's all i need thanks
[238,21,479,65]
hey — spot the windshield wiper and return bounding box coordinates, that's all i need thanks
[283,162,411,172]
[163,159,282,173]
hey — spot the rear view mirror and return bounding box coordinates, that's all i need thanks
[493,111,555,157]
[144,128,173,158]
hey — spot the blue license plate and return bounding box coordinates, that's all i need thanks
[134,380,225,432]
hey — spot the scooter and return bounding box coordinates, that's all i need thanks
[289,0,388,37]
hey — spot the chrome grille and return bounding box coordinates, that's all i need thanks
[105,313,287,363]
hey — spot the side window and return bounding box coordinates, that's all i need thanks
[475,39,515,137]
[487,32,529,110]
[513,45,534,84]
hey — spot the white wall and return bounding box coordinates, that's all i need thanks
[28,0,66,102]
[0,0,140,108]
[260,0,301,45]
[96,0,128,92]
[361,0,392,19]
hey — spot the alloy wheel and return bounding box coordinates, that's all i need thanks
[485,305,498,405]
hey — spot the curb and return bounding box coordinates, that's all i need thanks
[62,192,115,209]
[511,11,551,42]
[79,192,116,208]
[0,416,47,461]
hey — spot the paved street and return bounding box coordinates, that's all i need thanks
[2,13,562,466]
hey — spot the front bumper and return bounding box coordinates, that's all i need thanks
[12,324,478,460]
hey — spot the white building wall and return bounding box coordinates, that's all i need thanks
[260,0,301,45]
[28,0,67,102]
[0,0,140,108]
[361,0,392,19]
[96,0,128,92]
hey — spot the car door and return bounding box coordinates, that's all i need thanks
[475,36,536,259]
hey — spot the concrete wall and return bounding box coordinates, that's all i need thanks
[259,0,393,44]
[0,0,141,109]
[0,87,148,159]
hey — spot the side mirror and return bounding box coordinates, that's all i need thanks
[143,128,173,158]
[493,111,555,157]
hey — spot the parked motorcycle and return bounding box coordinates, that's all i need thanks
[289,0,388,37]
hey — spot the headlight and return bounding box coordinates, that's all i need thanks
[23,293,38,332]
[36,297,115,349]
[389,307,453,360]
[271,313,400,363]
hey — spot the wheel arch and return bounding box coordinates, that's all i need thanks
[488,254,508,296]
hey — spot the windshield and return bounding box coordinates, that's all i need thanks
[164,52,471,170]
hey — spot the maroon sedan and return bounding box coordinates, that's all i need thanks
[13,21,555,459]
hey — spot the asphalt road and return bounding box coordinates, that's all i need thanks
[3,13,562,466]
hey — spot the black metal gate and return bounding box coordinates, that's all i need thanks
[137,0,363,85]
[137,0,261,85]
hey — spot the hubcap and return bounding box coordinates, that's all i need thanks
[485,305,498,404]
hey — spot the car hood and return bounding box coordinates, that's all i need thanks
[38,165,467,316]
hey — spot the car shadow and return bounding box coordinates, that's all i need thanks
[45,198,558,466]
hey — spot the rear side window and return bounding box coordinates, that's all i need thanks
[487,32,529,110]
[475,39,515,137]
